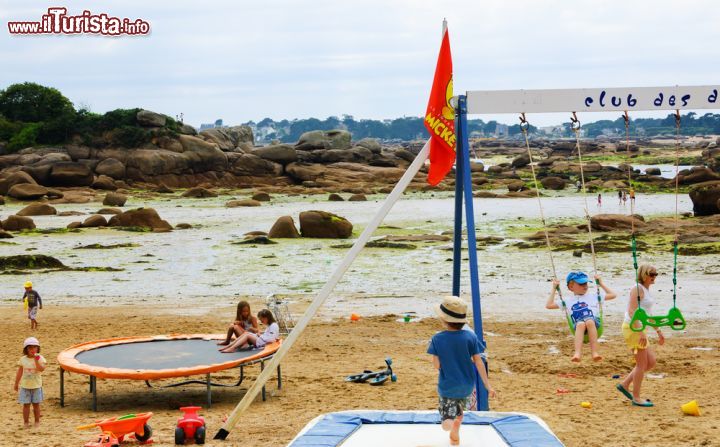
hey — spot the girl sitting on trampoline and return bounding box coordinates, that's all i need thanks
[219,309,279,353]
[217,300,259,346]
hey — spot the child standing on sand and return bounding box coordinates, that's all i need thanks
[427,296,496,446]
[22,281,42,330]
[219,309,279,352]
[546,271,617,362]
[14,337,46,428]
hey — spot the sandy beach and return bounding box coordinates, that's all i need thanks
[1,303,718,447]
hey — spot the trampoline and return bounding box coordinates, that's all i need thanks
[289,411,563,447]
[57,334,281,410]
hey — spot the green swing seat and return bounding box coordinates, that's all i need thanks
[629,305,686,333]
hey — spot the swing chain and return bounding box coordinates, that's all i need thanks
[570,112,581,132]
[519,112,530,133]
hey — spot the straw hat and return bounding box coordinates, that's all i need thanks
[435,296,468,323]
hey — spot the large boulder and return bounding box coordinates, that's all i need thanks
[507,180,526,192]
[199,128,236,151]
[7,184,49,200]
[179,123,197,135]
[540,176,567,190]
[136,110,167,127]
[21,164,52,184]
[689,181,720,216]
[296,130,352,151]
[125,149,188,177]
[178,135,229,171]
[251,144,297,164]
[268,216,301,238]
[198,126,254,151]
[225,199,261,207]
[81,215,108,228]
[299,210,353,238]
[319,148,373,164]
[645,167,662,175]
[182,187,217,198]
[252,192,271,202]
[0,171,37,195]
[95,158,126,179]
[92,175,117,191]
[355,138,382,154]
[511,154,530,168]
[107,207,172,231]
[227,153,283,177]
[1,215,36,231]
[48,162,94,187]
[590,214,646,231]
[103,192,128,207]
[16,203,57,216]
[678,167,720,185]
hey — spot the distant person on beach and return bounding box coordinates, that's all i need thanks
[22,281,42,330]
[629,188,636,204]
[219,309,279,352]
[618,190,623,205]
[597,193,602,207]
[575,180,581,192]
[427,296,496,446]
[622,191,628,205]
[546,272,617,362]
[616,264,663,407]
[217,301,259,346]
[14,337,46,428]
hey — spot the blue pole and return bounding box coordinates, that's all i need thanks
[452,122,464,297]
[457,95,488,411]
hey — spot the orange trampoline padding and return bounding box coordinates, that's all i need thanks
[57,334,281,380]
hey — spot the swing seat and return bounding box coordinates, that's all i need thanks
[629,306,686,332]
[567,314,603,344]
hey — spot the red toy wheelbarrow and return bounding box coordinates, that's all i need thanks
[78,412,153,444]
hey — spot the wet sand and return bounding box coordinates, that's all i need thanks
[2,304,718,446]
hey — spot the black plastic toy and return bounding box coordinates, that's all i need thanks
[345,357,397,386]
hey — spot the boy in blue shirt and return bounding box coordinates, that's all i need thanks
[427,296,496,446]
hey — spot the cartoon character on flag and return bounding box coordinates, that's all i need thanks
[424,29,456,186]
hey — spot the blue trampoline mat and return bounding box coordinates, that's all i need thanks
[289,411,563,447]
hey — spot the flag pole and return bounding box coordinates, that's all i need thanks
[213,140,430,440]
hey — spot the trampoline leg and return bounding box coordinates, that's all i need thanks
[277,364,282,390]
[206,373,212,408]
[261,360,266,401]
[60,368,64,407]
[91,376,97,412]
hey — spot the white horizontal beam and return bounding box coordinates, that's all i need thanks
[466,85,720,114]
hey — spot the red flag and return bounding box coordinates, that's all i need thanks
[424,29,456,186]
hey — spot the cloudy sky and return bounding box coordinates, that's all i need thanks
[1,0,718,127]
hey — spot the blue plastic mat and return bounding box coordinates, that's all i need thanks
[289,411,563,447]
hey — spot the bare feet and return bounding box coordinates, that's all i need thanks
[33,422,40,428]
[450,417,462,445]
[216,341,229,346]
[592,353,603,362]
[23,423,30,429]
[571,354,581,363]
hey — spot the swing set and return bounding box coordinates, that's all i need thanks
[498,87,698,339]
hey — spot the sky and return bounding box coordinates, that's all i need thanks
[1,0,719,128]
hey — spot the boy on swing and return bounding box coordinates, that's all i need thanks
[546,271,617,362]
